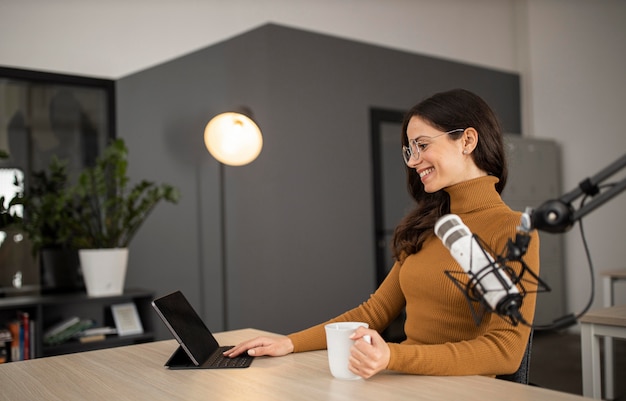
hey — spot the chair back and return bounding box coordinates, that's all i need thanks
[496,330,533,384]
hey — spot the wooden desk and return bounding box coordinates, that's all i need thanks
[580,305,626,399]
[0,328,592,401]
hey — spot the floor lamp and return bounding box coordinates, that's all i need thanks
[204,111,263,329]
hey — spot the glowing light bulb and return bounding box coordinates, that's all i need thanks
[204,112,263,166]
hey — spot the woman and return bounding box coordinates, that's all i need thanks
[225,88,540,379]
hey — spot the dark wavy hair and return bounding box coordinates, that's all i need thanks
[391,89,508,261]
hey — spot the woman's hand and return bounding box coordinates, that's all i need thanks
[348,327,390,379]
[223,336,294,358]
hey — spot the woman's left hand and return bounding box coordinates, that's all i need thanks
[348,327,390,379]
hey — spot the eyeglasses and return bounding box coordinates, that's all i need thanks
[402,128,465,165]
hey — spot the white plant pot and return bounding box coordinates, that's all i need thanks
[78,248,129,297]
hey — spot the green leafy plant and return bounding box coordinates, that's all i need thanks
[69,138,180,249]
[18,157,76,253]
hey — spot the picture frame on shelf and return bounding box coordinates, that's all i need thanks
[111,302,144,337]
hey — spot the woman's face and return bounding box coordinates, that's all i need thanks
[405,116,484,193]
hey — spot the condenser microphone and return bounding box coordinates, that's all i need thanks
[434,214,523,322]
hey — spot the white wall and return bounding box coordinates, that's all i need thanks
[1,0,625,314]
[522,1,626,312]
[0,0,519,78]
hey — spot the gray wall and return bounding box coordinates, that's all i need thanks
[117,24,521,340]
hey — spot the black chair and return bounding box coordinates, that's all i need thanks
[496,330,534,384]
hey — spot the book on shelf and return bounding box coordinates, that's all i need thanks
[80,326,118,337]
[8,321,19,361]
[0,328,11,343]
[20,312,30,360]
[76,326,117,343]
[0,328,12,363]
[43,316,80,339]
[43,319,95,346]
[78,334,106,343]
[3,311,35,361]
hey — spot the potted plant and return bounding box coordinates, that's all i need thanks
[67,138,180,297]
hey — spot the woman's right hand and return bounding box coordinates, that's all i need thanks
[223,336,295,358]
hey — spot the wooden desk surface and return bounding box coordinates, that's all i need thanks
[0,328,592,401]
[580,305,626,326]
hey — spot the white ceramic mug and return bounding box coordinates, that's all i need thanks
[324,322,370,380]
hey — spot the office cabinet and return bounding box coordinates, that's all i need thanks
[501,135,565,326]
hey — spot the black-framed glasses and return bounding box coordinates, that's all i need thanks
[402,128,465,165]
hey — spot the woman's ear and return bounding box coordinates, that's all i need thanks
[462,127,479,154]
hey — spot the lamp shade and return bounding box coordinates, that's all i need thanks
[204,112,263,166]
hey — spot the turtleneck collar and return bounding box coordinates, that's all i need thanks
[444,176,503,215]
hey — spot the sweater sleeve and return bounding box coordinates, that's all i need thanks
[288,260,406,353]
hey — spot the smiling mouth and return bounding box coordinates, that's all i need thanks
[419,168,434,178]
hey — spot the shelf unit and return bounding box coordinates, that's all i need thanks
[0,288,154,360]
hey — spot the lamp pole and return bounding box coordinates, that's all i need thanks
[219,162,229,330]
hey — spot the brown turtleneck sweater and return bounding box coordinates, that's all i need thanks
[288,176,540,376]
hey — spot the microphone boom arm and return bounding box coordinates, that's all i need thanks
[531,153,626,233]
